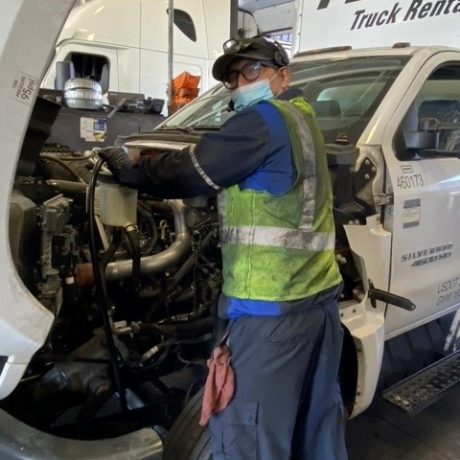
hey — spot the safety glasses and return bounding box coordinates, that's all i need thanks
[222,61,276,89]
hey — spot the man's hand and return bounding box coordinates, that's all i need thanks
[98,147,132,180]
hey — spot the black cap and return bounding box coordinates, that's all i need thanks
[212,37,289,82]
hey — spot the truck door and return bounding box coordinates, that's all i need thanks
[382,53,460,339]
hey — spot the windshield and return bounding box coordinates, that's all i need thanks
[159,55,409,144]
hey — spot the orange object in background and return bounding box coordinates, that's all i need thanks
[171,71,200,113]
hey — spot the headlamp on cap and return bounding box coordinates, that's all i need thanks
[222,38,253,55]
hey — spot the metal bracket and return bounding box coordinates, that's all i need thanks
[368,280,416,311]
[374,192,394,206]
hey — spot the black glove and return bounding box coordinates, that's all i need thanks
[98,146,132,181]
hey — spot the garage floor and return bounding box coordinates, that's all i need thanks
[346,387,460,460]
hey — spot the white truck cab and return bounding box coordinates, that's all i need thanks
[1,1,460,459]
[41,0,258,103]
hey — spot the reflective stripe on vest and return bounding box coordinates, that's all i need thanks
[276,100,317,230]
[220,225,335,251]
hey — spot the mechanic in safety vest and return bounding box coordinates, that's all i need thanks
[100,36,348,460]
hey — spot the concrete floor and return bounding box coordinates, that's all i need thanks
[346,387,460,460]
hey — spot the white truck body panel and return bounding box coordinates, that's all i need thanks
[294,0,460,53]
[0,0,74,398]
[380,49,460,338]
[343,215,390,415]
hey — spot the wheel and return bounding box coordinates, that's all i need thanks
[163,388,212,460]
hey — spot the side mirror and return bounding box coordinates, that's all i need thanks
[99,64,109,94]
[55,61,75,90]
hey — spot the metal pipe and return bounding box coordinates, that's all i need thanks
[230,0,239,39]
[168,0,174,115]
[104,199,190,280]
[74,200,191,286]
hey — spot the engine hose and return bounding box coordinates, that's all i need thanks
[141,317,215,339]
[46,179,87,195]
[137,202,158,254]
[149,200,172,212]
[39,153,86,183]
[76,378,113,437]
[99,228,122,267]
[88,159,127,412]
[140,332,213,363]
[123,224,141,295]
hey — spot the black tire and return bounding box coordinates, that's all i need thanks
[163,388,213,460]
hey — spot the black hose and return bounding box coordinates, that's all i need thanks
[140,333,213,365]
[149,200,172,212]
[124,225,141,295]
[137,202,158,254]
[99,228,122,267]
[46,180,87,195]
[88,159,127,412]
[139,316,215,338]
[156,333,213,349]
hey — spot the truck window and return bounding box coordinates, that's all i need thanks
[65,52,109,93]
[170,8,197,42]
[160,56,408,145]
[281,57,407,145]
[395,64,460,159]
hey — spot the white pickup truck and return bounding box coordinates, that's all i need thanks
[1,0,460,459]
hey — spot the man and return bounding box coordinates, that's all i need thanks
[100,36,348,460]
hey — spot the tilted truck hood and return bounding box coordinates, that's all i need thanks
[0,0,74,398]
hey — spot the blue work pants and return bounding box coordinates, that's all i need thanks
[209,291,348,460]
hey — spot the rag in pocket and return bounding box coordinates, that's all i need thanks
[199,344,235,426]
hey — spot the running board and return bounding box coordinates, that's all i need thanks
[382,350,460,416]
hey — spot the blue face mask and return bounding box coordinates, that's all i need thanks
[232,79,273,112]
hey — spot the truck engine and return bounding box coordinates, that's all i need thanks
[5,106,224,440]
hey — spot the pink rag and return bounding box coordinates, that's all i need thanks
[199,344,235,426]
